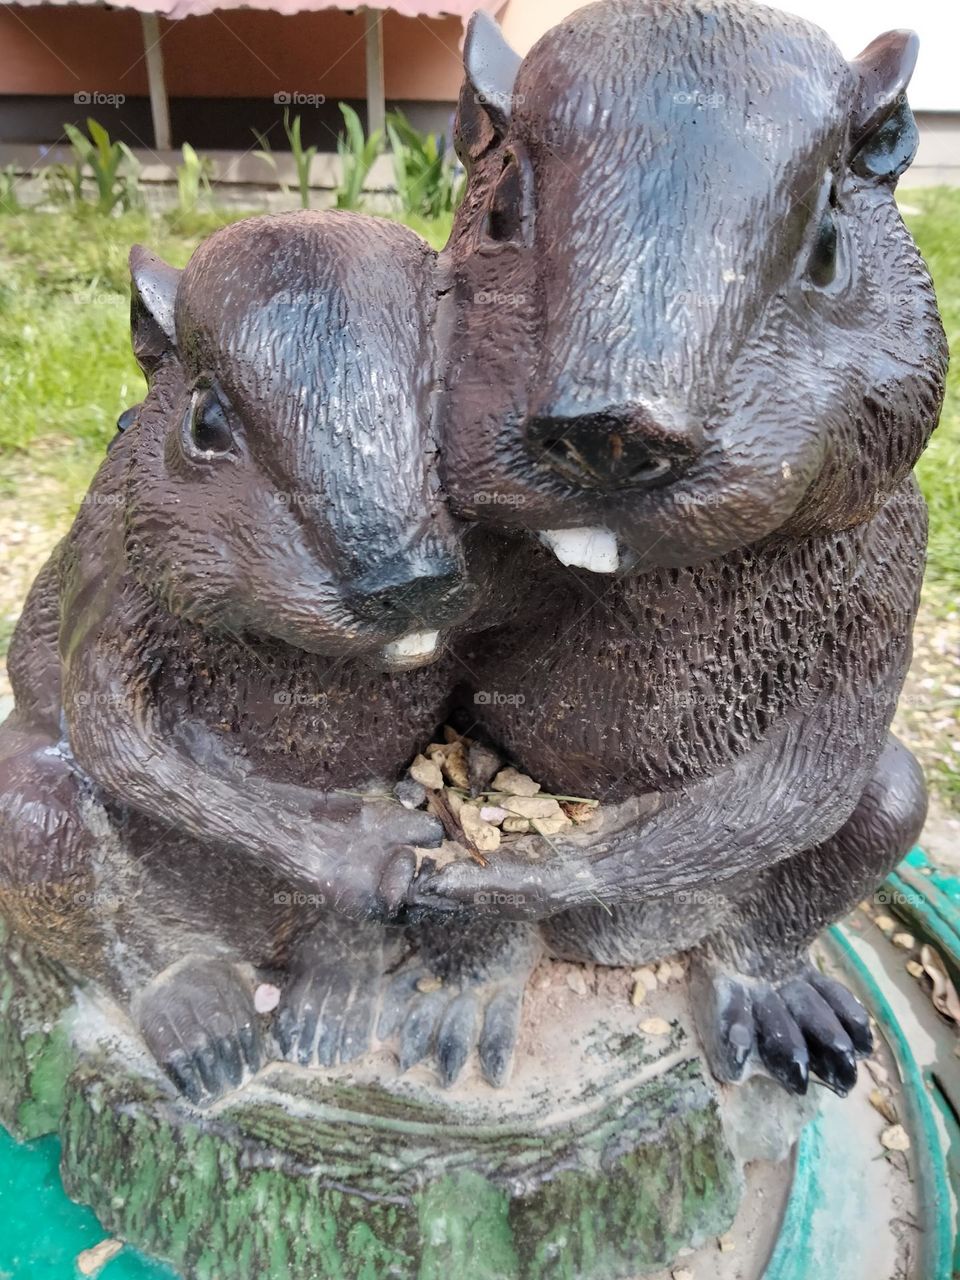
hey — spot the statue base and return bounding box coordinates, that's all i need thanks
[0,918,816,1279]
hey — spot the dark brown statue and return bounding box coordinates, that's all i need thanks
[0,0,946,1118]
[409,0,946,1097]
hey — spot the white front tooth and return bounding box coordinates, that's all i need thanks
[381,629,440,663]
[538,527,620,573]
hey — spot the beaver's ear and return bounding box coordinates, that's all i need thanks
[456,10,521,161]
[129,245,180,378]
[848,30,920,183]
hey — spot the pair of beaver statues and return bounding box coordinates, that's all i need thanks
[0,0,947,1109]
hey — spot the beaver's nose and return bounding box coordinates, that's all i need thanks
[348,554,468,625]
[526,405,703,490]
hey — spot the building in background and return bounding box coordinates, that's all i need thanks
[0,0,956,184]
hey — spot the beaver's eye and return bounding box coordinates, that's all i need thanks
[186,385,233,455]
[486,153,528,244]
[807,186,839,289]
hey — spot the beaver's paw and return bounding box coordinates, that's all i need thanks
[275,920,392,1068]
[378,965,528,1088]
[692,962,872,1097]
[137,957,260,1105]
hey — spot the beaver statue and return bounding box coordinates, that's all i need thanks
[406,0,947,1100]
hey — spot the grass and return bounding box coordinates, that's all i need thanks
[0,193,956,806]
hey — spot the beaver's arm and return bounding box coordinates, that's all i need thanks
[56,501,440,916]
[414,489,924,917]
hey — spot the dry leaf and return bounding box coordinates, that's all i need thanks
[77,1240,123,1277]
[492,768,541,796]
[880,1124,910,1152]
[640,1016,671,1036]
[869,1088,898,1124]
[892,932,916,950]
[920,945,960,1025]
[443,724,470,745]
[561,800,599,824]
[439,742,469,789]
[410,754,443,790]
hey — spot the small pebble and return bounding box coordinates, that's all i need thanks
[640,1017,671,1036]
[906,960,925,978]
[673,1270,694,1280]
[410,754,443,790]
[394,778,427,810]
[880,1123,911,1152]
[416,976,443,994]
[892,932,916,950]
[254,983,281,1014]
[492,767,541,796]
[718,1234,736,1253]
[567,969,588,996]
[630,981,647,1007]
[634,966,658,992]
[77,1239,123,1276]
[874,914,896,932]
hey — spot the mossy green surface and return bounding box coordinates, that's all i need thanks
[0,924,743,1279]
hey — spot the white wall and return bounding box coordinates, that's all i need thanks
[497,0,960,112]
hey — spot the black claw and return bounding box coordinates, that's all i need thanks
[478,990,522,1088]
[780,980,857,1096]
[753,988,810,1096]
[338,996,376,1065]
[194,1044,223,1097]
[710,979,754,1082]
[217,1035,243,1088]
[274,1006,297,1058]
[238,1021,260,1071]
[166,1051,204,1105]
[399,994,443,1072]
[296,1003,319,1066]
[436,995,478,1087]
[808,972,873,1057]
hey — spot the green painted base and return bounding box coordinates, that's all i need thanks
[0,920,780,1280]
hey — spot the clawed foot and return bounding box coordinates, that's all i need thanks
[137,957,260,1104]
[275,919,396,1067]
[692,961,872,1097]
[378,921,541,1088]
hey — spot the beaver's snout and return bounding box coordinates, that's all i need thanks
[348,553,469,628]
[526,404,703,492]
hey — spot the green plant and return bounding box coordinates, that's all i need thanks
[334,103,382,211]
[385,110,463,220]
[282,110,317,210]
[0,166,21,214]
[175,142,213,216]
[44,119,141,215]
